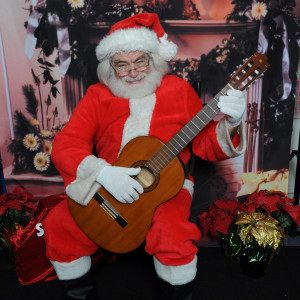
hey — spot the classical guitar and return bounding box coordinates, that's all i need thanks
[68,52,270,253]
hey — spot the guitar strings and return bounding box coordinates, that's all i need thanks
[146,88,226,176]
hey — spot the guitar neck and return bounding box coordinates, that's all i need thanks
[144,52,270,176]
[146,85,231,175]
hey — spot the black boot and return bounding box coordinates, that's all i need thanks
[159,278,194,300]
[61,271,96,300]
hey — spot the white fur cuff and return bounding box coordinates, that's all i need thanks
[225,115,243,128]
[183,179,194,197]
[51,256,91,280]
[153,255,198,285]
[216,117,246,158]
[66,155,110,205]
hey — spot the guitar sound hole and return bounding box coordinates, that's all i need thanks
[131,161,159,193]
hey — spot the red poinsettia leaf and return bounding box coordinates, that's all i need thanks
[0,194,8,206]
[12,187,37,203]
[13,186,26,194]
[198,212,207,220]
[0,205,9,216]
[214,211,234,235]
[261,200,279,213]
[282,204,300,226]
[214,199,240,215]
[22,202,37,214]
[269,190,287,197]
[6,199,23,211]
[285,196,295,204]
[239,201,256,213]
[207,204,218,216]
[246,190,286,213]
[198,217,212,236]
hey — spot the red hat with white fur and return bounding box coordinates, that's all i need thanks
[96,13,178,62]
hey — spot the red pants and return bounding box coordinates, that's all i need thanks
[43,188,201,266]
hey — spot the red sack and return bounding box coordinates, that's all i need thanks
[12,193,66,285]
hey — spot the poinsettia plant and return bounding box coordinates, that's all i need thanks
[198,190,300,264]
[0,187,38,234]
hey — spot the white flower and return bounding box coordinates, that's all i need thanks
[67,0,85,9]
[251,2,268,21]
[34,152,50,172]
[23,133,40,151]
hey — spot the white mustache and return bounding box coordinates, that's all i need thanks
[122,73,147,82]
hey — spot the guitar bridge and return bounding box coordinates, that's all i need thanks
[93,192,128,228]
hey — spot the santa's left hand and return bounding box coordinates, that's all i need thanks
[218,89,246,127]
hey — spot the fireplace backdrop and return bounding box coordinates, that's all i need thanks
[0,1,299,218]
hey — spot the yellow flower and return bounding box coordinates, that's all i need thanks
[34,152,50,171]
[30,119,39,126]
[41,130,52,137]
[43,141,53,155]
[67,0,85,9]
[23,133,40,151]
[251,2,268,21]
[46,115,52,121]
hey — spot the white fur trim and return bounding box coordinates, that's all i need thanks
[119,93,156,153]
[66,155,110,205]
[96,27,177,61]
[182,179,194,197]
[158,33,178,61]
[225,115,243,127]
[216,117,246,158]
[51,256,91,280]
[153,256,197,285]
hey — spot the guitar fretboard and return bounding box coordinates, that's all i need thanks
[145,85,231,175]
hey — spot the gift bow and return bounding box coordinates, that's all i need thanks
[235,211,286,250]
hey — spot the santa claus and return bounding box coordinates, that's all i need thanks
[43,13,246,300]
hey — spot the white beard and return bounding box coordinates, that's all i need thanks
[107,67,163,99]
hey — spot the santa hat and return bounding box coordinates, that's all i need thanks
[96,13,178,62]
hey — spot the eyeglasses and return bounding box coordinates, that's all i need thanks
[111,55,150,76]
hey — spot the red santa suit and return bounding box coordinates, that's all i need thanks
[44,74,246,283]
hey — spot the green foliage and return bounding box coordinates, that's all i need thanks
[0,209,30,233]
[23,84,38,119]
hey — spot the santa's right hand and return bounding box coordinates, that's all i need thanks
[96,166,144,203]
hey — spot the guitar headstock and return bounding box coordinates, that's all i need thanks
[229,52,270,91]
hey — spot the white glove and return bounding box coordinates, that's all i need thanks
[218,89,246,127]
[96,166,144,204]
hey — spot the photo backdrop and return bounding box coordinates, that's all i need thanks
[0,0,300,220]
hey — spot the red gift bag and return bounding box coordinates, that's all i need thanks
[12,193,67,285]
[11,193,115,285]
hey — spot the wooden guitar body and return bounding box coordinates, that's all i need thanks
[68,136,185,253]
